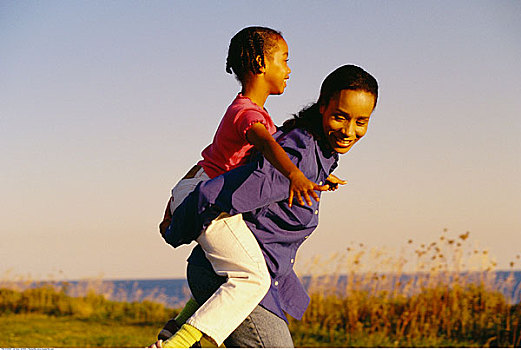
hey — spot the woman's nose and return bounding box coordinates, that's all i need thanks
[342,121,356,138]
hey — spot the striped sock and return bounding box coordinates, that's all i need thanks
[163,324,202,348]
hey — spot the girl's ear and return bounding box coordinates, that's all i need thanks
[256,55,266,73]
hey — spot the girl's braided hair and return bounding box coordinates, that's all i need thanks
[282,64,379,140]
[226,26,283,84]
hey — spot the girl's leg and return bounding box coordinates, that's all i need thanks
[157,298,199,340]
[187,263,293,348]
[185,213,271,346]
[170,165,210,215]
[158,166,209,342]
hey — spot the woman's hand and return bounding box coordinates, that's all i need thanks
[158,198,173,237]
[325,173,347,191]
[288,170,329,207]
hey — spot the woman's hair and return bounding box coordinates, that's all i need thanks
[226,26,283,84]
[282,65,379,139]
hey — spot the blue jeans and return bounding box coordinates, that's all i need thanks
[187,262,294,348]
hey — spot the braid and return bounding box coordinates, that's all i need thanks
[226,26,283,84]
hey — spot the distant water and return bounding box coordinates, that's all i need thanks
[303,270,521,304]
[94,270,521,307]
[17,270,520,308]
[63,278,191,308]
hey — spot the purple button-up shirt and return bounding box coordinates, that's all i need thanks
[164,128,338,321]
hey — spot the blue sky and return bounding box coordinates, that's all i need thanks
[1,0,520,279]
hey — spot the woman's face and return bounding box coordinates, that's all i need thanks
[320,89,376,154]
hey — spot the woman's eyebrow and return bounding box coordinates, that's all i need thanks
[334,110,371,120]
[334,109,350,116]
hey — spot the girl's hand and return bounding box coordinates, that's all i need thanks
[149,339,163,348]
[288,170,330,207]
[325,173,347,191]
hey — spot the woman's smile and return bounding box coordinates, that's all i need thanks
[321,89,375,154]
[331,135,354,148]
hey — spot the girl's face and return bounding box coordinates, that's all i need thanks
[320,89,376,154]
[263,37,291,95]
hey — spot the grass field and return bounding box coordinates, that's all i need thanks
[0,313,482,348]
[1,232,520,347]
[0,314,160,348]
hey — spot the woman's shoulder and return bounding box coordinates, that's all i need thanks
[276,128,315,150]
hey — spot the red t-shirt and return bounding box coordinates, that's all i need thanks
[198,94,277,179]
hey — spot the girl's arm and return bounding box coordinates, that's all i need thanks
[246,122,329,207]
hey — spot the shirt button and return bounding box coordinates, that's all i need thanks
[304,235,309,239]
[318,181,323,185]
[315,210,319,215]
[291,258,294,263]
[274,281,279,286]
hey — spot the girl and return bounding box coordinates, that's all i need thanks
[167,64,379,347]
[157,27,344,347]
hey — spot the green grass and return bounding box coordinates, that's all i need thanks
[0,314,162,348]
[2,232,520,347]
[0,313,489,348]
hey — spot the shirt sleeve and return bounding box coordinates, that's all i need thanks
[164,129,315,248]
[217,130,315,214]
[235,109,271,141]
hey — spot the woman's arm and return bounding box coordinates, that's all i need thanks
[246,123,328,207]
[165,128,330,248]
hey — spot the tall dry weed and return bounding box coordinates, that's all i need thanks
[292,230,520,347]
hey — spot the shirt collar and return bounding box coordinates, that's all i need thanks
[315,134,339,175]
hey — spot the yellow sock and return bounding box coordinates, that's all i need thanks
[163,324,202,348]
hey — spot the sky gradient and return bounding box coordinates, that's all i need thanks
[1,0,520,280]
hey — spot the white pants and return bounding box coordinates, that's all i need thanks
[169,167,211,215]
[170,167,271,346]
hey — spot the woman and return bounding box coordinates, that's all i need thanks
[163,64,378,347]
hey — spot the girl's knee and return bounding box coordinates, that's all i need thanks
[251,263,271,296]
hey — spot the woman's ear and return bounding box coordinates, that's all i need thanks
[319,103,326,116]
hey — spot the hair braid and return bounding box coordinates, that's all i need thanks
[226,26,283,84]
